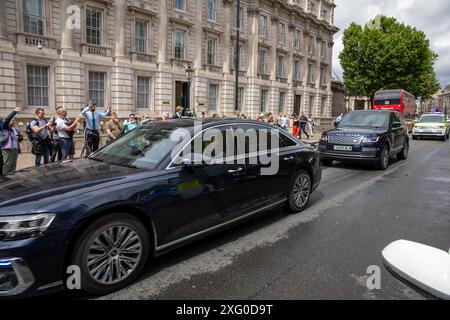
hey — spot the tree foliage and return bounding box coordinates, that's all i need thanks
[339,16,440,100]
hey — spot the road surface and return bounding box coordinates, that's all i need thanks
[92,139,449,300]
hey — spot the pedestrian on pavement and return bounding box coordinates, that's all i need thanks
[123,113,135,130]
[292,115,300,139]
[1,107,23,175]
[307,114,316,138]
[172,106,184,119]
[162,112,170,121]
[280,113,289,131]
[299,112,310,139]
[55,106,81,160]
[29,108,54,167]
[81,100,111,153]
[123,115,139,133]
[48,116,62,163]
[105,112,124,144]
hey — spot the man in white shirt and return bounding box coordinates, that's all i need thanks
[55,107,81,160]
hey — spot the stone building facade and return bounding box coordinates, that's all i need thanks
[0,0,338,119]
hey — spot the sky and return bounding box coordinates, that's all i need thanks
[332,0,450,88]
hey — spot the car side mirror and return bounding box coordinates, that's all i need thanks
[382,240,450,300]
[392,121,402,128]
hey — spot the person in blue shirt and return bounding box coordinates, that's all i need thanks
[81,99,111,154]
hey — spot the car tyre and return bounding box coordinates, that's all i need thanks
[71,213,150,296]
[377,145,389,170]
[286,170,312,214]
[397,141,409,160]
[412,135,418,140]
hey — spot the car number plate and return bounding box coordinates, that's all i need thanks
[334,146,353,151]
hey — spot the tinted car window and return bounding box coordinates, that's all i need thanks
[91,125,180,170]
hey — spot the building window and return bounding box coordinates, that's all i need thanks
[232,45,244,70]
[207,0,217,22]
[259,16,267,38]
[136,76,150,109]
[308,1,316,14]
[175,0,186,12]
[174,29,186,60]
[260,90,268,112]
[258,49,266,75]
[294,60,301,80]
[321,9,328,21]
[234,6,244,30]
[321,41,326,59]
[135,19,148,53]
[320,68,326,86]
[207,37,217,65]
[89,71,105,108]
[86,6,103,45]
[308,36,315,55]
[237,87,244,111]
[278,23,286,44]
[308,63,314,84]
[321,97,327,116]
[279,92,286,113]
[27,65,48,106]
[294,30,301,49]
[309,95,315,114]
[277,55,285,78]
[23,0,45,35]
[208,84,219,111]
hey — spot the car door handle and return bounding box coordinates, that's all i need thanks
[283,156,294,161]
[228,168,244,174]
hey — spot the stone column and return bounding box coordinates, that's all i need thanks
[60,0,74,51]
[222,0,233,74]
[157,0,168,65]
[269,16,279,81]
[247,6,260,78]
[114,0,126,58]
[0,0,12,46]
[193,0,203,69]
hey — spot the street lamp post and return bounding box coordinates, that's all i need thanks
[184,63,194,116]
[234,0,240,111]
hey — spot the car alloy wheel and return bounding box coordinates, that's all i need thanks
[72,213,150,295]
[87,225,143,285]
[397,141,409,160]
[378,147,389,170]
[287,170,312,213]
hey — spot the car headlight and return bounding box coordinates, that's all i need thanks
[320,134,328,142]
[362,136,380,143]
[0,214,55,241]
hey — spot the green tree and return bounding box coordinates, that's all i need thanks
[339,16,440,101]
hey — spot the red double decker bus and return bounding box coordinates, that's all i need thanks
[373,89,416,116]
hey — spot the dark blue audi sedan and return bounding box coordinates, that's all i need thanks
[0,119,321,298]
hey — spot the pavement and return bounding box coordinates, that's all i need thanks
[85,139,448,300]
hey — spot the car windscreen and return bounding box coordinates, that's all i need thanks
[90,125,183,170]
[419,116,445,123]
[338,113,389,128]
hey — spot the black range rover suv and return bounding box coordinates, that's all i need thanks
[318,110,409,170]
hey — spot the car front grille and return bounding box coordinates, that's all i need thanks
[328,134,363,145]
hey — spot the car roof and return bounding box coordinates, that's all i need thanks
[141,118,276,130]
[349,110,395,115]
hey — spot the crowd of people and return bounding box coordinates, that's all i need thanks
[0,101,322,176]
